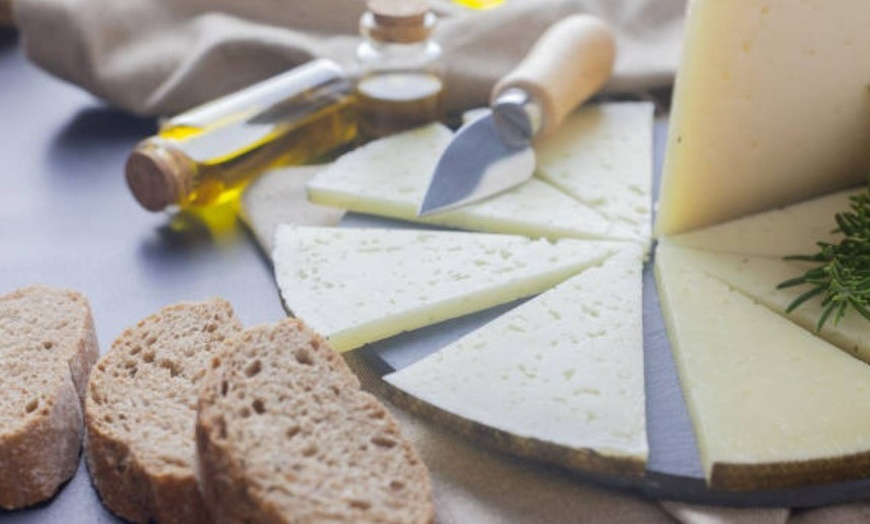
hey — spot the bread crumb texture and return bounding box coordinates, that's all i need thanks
[197,318,434,524]
[0,285,99,509]
[84,298,242,524]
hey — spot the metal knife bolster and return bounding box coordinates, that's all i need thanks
[490,88,543,148]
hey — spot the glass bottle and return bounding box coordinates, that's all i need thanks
[126,59,357,212]
[354,0,445,140]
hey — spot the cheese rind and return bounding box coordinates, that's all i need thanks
[655,240,870,490]
[656,0,870,236]
[385,243,647,474]
[273,226,619,351]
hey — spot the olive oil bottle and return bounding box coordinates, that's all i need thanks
[126,59,357,212]
[354,0,444,140]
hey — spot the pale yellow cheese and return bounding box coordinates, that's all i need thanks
[656,0,870,236]
[664,243,870,366]
[273,225,619,351]
[655,240,870,489]
[385,243,647,473]
[668,188,860,257]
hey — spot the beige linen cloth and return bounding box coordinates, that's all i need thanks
[13,0,681,118]
[11,0,870,521]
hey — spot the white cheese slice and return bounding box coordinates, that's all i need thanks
[666,243,870,364]
[535,102,654,244]
[656,0,870,236]
[667,188,861,257]
[655,240,870,490]
[273,225,620,351]
[307,124,614,241]
[308,106,654,246]
[385,242,647,475]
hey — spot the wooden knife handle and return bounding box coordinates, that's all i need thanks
[491,15,616,136]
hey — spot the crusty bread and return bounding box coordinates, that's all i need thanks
[84,298,242,523]
[0,285,99,509]
[196,318,434,524]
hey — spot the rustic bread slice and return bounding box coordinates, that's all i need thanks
[85,298,242,523]
[196,318,434,524]
[0,285,99,509]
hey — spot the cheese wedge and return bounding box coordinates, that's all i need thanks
[535,102,654,244]
[656,0,870,236]
[665,244,870,364]
[668,188,861,257]
[273,225,619,351]
[385,243,647,476]
[655,240,870,490]
[308,105,654,246]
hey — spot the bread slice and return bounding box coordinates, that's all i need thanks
[196,318,434,524]
[0,285,99,509]
[84,298,242,523]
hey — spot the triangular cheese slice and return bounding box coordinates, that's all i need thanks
[307,113,652,246]
[535,102,654,244]
[385,243,647,476]
[273,225,619,351]
[655,240,870,490]
[667,186,861,257]
[669,244,870,364]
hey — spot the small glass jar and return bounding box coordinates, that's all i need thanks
[354,0,445,140]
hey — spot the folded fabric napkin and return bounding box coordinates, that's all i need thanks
[13,0,685,118]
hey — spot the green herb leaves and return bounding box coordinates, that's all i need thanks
[778,186,870,331]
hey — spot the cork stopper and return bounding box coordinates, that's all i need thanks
[364,0,433,43]
[125,140,194,212]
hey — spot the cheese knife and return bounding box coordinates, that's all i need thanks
[418,14,616,216]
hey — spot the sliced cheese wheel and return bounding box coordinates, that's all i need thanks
[308,108,654,246]
[273,225,619,351]
[667,244,870,364]
[656,0,870,235]
[535,102,654,245]
[668,188,861,257]
[655,240,870,490]
[385,242,647,476]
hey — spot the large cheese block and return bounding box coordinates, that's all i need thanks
[662,243,870,367]
[308,102,654,246]
[668,188,860,257]
[656,0,870,236]
[655,240,870,490]
[273,225,619,351]
[385,243,647,476]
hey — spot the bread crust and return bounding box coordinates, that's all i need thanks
[196,318,434,524]
[0,286,99,509]
[84,298,241,523]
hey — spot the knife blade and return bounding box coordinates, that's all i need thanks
[418,15,616,216]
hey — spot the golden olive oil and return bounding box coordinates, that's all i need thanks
[126,60,357,212]
[355,72,443,139]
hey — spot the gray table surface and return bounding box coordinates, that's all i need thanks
[0,29,286,523]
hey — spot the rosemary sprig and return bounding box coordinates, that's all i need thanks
[777,186,870,331]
